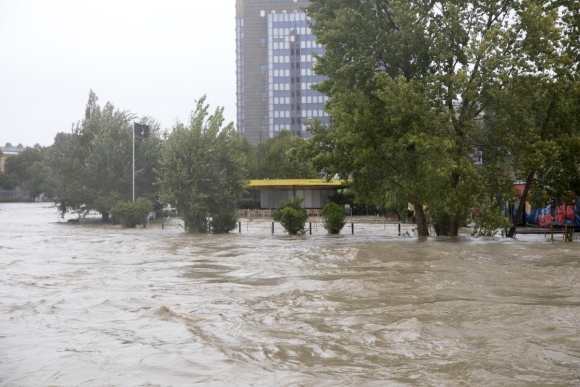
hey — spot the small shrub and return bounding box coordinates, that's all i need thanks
[322,202,347,234]
[272,197,309,235]
[210,210,238,234]
[472,201,512,236]
[110,198,153,228]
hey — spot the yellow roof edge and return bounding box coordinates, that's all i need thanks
[247,179,349,187]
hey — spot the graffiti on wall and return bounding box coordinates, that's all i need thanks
[525,197,580,228]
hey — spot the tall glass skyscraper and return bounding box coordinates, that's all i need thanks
[235,0,329,145]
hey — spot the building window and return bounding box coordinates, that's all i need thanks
[260,10,265,17]
[260,37,266,45]
[261,64,267,72]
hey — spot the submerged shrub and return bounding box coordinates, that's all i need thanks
[272,197,309,235]
[210,210,238,234]
[322,202,347,234]
[110,198,153,228]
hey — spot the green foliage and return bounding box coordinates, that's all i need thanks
[272,197,309,235]
[0,172,20,190]
[4,148,44,185]
[94,191,125,222]
[253,130,317,179]
[109,198,153,228]
[305,0,580,237]
[48,91,163,219]
[472,201,513,237]
[322,201,346,234]
[158,96,247,233]
[25,162,55,198]
[209,210,239,234]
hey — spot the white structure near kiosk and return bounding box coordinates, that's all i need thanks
[247,179,346,209]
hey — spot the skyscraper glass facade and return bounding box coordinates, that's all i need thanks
[236,18,245,136]
[235,0,328,144]
[267,12,329,138]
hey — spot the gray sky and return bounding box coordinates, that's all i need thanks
[0,0,236,148]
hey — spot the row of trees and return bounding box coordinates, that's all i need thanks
[302,0,580,237]
[9,1,579,236]
[42,92,317,229]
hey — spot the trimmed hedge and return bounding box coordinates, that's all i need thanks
[272,197,309,235]
[322,202,347,234]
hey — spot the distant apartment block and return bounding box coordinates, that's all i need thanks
[236,0,329,145]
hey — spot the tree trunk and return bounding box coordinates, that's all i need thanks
[433,212,450,236]
[507,98,554,238]
[507,171,534,238]
[414,202,429,237]
[102,212,109,222]
[449,212,460,236]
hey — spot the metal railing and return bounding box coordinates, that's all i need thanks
[0,189,30,199]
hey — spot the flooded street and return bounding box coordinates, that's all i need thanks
[1,203,580,386]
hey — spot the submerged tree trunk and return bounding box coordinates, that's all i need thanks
[449,212,460,236]
[414,202,429,237]
[433,212,450,236]
[507,172,534,238]
[102,212,109,222]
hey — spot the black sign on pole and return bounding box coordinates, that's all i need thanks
[134,123,150,140]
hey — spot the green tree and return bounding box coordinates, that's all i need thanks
[48,91,163,220]
[305,0,579,236]
[322,201,347,234]
[497,78,580,237]
[272,197,309,235]
[158,96,247,233]
[4,148,44,186]
[25,162,56,198]
[254,130,317,179]
[0,172,20,190]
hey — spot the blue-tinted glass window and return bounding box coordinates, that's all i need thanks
[261,91,266,99]
[260,37,266,45]
[260,64,266,72]
[261,119,267,126]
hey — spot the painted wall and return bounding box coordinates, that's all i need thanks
[525,198,580,228]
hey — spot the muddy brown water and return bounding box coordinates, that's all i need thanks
[1,203,579,386]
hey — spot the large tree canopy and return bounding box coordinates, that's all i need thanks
[305,0,580,236]
[49,90,163,219]
[158,96,248,233]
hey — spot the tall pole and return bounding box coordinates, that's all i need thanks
[132,125,135,202]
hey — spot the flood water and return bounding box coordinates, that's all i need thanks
[1,203,580,386]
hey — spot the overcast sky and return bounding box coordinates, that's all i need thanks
[0,0,236,148]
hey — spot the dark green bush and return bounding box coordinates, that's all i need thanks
[94,191,124,222]
[109,198,153,228]
[210,210,238,234]
[322,202,347,234]
[272,197,309,235]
